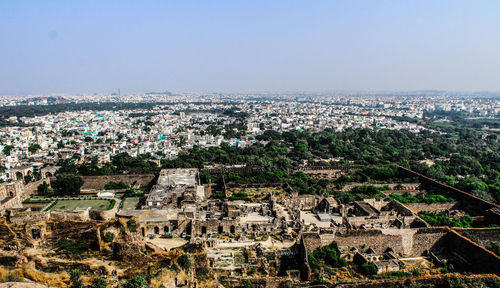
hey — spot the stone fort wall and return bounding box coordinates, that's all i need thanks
[311,228,448,257]
[81,174,155,190]
[443,230,500,275]
[453,227,500,248]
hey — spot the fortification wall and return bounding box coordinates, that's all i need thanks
[398,166,497,215]
[81,174,155,190]
[336,274,500,288]
[9,211,50,224]
[444,230,500,275]
[24,179,49,197]
[403,202,459,214]
[453,227,500,248]
[411,227,449,255]
[316,228,448,257]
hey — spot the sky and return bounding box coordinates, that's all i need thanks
[1,0,500,94]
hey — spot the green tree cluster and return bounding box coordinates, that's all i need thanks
[308,242,346,272]
[419,211,473,228]
[389,192,453,204]
[51,174,84,196]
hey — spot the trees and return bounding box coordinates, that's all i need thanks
[112,153,158,174]
[127,219,138,232]
[56,159,79,175]
[2,145,14,155]
[419,211,473,228]
[177,254,192,270]
[28,144,41,153]
[360,263,378,276]
[51,174,84,196]
[23,174,33,183]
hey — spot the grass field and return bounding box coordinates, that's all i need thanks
[121,197,140,210]
[50,199,112,211]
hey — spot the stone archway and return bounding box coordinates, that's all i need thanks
[154,226,159,234]
[164,226,169,234]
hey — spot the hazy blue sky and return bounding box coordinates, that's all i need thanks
[1,1,500,94]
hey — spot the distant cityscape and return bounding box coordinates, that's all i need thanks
[1,91,500,287]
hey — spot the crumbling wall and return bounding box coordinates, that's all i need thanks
[50,209,90,221]
[9,211,50,224]
[411,227,449,255]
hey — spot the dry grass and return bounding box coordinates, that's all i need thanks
[0,266,69,287]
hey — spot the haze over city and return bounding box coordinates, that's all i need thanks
[1,0,500,94]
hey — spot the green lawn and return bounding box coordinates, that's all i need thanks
[50,199,112,211]
[121,197,140,210]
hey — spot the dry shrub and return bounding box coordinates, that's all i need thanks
[0,266,24,282]
[148,269,178,288]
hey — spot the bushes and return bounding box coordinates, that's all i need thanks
[123,188,143,198]
[195,267,209,280]
[107,199,116,210]
[127,219,138,232]
[103,232,114,243]
[332,185,386,203]
[58,240,88,254]
[229,192,250,201]
[419,211,473,228]
[389,192,453,203]
[23,198,52,204]
[308,241,347,272]
[69,269,82,288]
[44,200,58,211]
[359,263,378,276]
[177,254,191,270]
[488,241,500,256]
[122,276,148,288]
[37,181,53,195]
[91,277,107,288]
